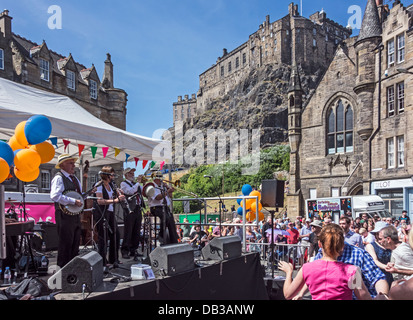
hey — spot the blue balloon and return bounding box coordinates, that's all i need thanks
[236,195,243,205]
[24,115,52,145]
[0,141,14,166]
[237,207,243,215]
[241,184,253,196]
[13,149,22,166]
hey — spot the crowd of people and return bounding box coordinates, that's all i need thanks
[274,211,413,300]
[174,208,413,300]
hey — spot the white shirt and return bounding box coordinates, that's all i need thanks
[50,170,82,206]
[147,182,171,207]
[120,179,141,196]
[96,185,114,211]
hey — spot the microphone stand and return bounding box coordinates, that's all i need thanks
[205,176,222,236]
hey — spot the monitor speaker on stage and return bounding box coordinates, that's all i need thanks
[201,235,241,261]
[61,251,103,293]
[261,179,285,208]
[149,243,194,276]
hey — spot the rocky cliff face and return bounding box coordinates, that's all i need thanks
[168,62,326,164]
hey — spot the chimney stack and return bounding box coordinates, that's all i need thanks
[0,9,12,39]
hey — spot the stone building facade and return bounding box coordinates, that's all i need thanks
[287,0,413,220]
[173,3,351,125]
[0,10,127,192]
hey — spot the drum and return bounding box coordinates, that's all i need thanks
[142,182,156,198]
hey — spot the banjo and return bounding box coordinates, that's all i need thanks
[60,181,103,215]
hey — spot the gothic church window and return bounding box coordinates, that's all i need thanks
[327,99,353,155]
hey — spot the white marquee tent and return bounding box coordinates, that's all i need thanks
[0,77,171,168]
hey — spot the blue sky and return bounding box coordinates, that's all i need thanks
[3,0,376,141]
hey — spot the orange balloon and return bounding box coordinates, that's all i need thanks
[14,149,41,172]
[258,211,265,221]
[8,135,25,151]
[14,121,29,148]
[0,158,10,183]
[242,198,255,210]
[30,141,55,164]
[249,190,261,200]
[250,201,262,213]
[246,211,256,222]
[14,167,39,182]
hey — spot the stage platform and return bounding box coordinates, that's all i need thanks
[54,251,269,300]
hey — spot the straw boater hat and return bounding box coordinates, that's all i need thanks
[123,167,136,176]
[55,154,78,169]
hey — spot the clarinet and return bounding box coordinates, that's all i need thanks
[110,181,134,214]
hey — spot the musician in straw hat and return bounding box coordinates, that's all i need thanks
[146,171,179,245]
[50,154,84,268]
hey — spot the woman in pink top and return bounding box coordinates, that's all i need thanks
[279,224,372,300]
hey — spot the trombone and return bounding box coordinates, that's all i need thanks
[162,179,200,198]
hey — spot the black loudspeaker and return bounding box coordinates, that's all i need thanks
[201,235,242,261]
[61,251,103,293]
[261,179,285,208]
[31,223,58,251]
[149,243,194,276]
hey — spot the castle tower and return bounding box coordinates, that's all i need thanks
[353,0,382,194]
[353,0,382,141]
[287,62,304,216]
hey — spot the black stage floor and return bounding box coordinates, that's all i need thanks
[53,250,269,301]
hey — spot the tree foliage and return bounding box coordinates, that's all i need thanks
[172,145,290,213]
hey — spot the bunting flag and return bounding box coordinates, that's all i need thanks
[63,139,71,151]
[42,137,161,166]
[49,137,58,148]
[78,144,85,157]
[102,147,109,158]
[90,146,97,158]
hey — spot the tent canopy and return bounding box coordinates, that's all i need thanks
[0,77,171,167]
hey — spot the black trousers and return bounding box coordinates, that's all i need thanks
[121,206,142,255]
[55,209,81,268]
[150,206,179,244]
[94,209,120,265]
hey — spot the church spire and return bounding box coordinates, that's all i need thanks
[357,0,382,43]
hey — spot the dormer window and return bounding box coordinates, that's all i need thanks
[66,70,75,90]
[40,59,49,82]
[89,79,97,99]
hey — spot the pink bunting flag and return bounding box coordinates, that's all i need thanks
[102,147,109,158]
[160,161,165,170]
[63,139,70,151]
[134,157,139,167]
